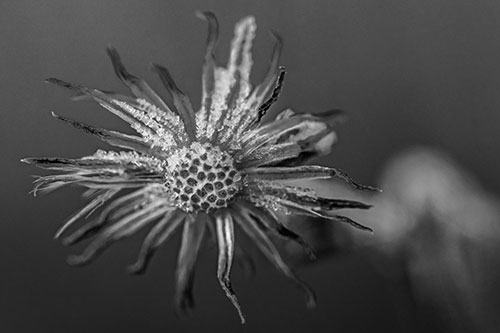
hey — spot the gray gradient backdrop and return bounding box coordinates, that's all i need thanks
[1,1,500,332]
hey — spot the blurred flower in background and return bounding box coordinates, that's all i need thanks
[287,147,500,332]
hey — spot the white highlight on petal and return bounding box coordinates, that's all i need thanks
[199,16,256,141]
[313,131,337,155]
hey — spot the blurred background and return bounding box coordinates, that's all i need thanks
[1,0,500,332]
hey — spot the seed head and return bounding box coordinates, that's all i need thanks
[165,142,242,213]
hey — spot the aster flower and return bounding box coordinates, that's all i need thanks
[22,13,377,323]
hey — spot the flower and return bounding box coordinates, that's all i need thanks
[22,13,377,323]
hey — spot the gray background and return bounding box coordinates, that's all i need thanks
[1,0,499,332]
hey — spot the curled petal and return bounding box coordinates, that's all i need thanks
[197,11,219,66]
[238,110,347,167]
[329,167,381,192]
[175,215,206,315]
[220,66,284,143]
[106,46,170,111]
[275,108,295,121]
[278,132,336,167]
[231,32,283,139]
[253,66,285,125]
[152,64,196,140]
[238,113,335,158]
[253,31,283,100]
[277,110,346,166]
[280,199,373,232]
[215,212,246,323]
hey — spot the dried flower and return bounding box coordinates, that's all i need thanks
[22,13,377,323]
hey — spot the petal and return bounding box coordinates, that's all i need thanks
[50,112,159,156]
[244,165,335,180]
[275,108,295,121]
[240,112,337,154]
[62,186,156,246]
[251,31,283,103]
[276,110,346,166]
[245,180,372,231]
[54,188,119,239]
[203,16,256,140]
[30,173,155,195]
[277,131,336,167]
[243,165,380,191]
[106,46,171,112]
[228,32,283,141]
[237,110,345,165]
[46,78,153,132]
[66,202,172,266]
[236,142,301,168]
[174,215,206,315]
[238,201,316,260]
[231,203,317,308]
[278,199,373,232]
[215,212,246,323]
[152,64,197,140]
[24,151,164,195]
[128,209,186,274]
[22,153,160,173]
[195,11,219,139]
[46,78,184,150]
[227,17,255,90]
[251,66,285,125]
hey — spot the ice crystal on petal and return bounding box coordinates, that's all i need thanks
[201,17,256,141]
[23,13,378,324]
[86,150,161,168]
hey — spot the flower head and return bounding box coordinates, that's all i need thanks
[23,13,377,323]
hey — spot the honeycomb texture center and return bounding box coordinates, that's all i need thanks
[165,143,242,213]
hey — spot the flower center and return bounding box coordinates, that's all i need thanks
[164,142,242,213]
